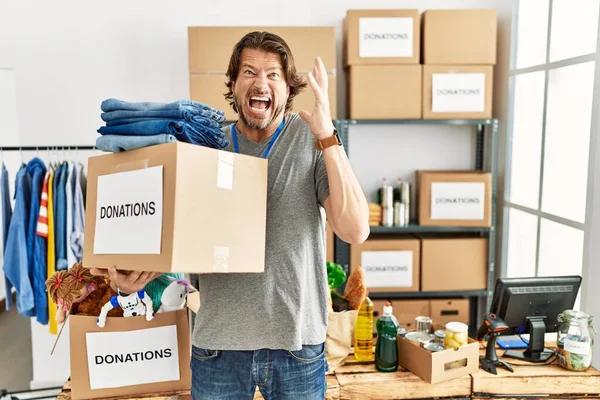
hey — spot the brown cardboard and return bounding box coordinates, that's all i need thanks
[348,65,421,119]
[189,73,337,121]
[422,65,493,119]
[421,238,488,291]
[423,9,497,65]
[397,336,479,384]
[70,309,191,400]
[392,300,431,330]
[83,142,268,273]
[430,299,470,326]
[417,170,492,227]
[350,238,420,292]
[345,10,420,66]
[325,222,335,262]
[188,26,336,74]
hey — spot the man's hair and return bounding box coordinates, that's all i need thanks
[224,31,307,113]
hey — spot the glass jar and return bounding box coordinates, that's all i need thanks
[445,322,469,349]
[556,310,596,371]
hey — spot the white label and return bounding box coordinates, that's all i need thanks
[431,73,486,113]
[86,325,180,390]
[430,182,485,220]
[359,17,414,58]
[361,251,413,288]
[565,338,591,355]
[217,152,234,190]
[94,166,163,254]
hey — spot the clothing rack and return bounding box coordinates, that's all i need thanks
[0,146,95,151]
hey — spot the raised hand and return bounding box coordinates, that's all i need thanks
[299,57,336,140]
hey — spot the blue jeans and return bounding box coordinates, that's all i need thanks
[101,108,225,123]
[100,98,224,115]
[190,344,327,400]
[95,134,177,153]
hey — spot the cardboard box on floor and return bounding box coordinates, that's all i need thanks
[188,26,337,120]
[350,238,420,293]
[417,170,492,227]
[69,309,191,400]
[420,237,488,291]
[344,9,420,66]
[422,65,494,119]
[348,65,421,119]
[83,142,268,273]
[423,9,497,65]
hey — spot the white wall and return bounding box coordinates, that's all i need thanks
[0,0,512,389]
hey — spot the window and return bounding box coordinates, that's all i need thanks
[503,0,600,311]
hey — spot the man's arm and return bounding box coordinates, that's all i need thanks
[300,57,370,244]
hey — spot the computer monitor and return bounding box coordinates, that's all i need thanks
[489,275,582,363]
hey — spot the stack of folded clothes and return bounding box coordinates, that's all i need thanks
[96,98,229,153]
[369,203,382,226]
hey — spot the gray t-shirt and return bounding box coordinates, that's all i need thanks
[192,113,330,351]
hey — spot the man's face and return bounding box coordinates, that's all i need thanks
[233,48,289,130]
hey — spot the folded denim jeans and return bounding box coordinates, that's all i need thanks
[105,114,223,131]
[101,98,224,115]
[96,134,177,153]
[101,108,225,124]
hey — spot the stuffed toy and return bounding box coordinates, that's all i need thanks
[45,262,106,324]
[157,277,197,313]
[97,289,154,328]
[76,283,123,318]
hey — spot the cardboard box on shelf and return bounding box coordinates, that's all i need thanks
[83,142,268,273]
[189,73,337,121]
[325,222,335,262]
[397,335,479,384]
[348,65,421,119]
[344,9,420,66]
[422,65,493,119]
[392,300,431,331]
[417,170,492,227]
[350,238,420,293]
[423,9,497,65]
[69,309,190,400]
[430,299,470,327]
[421,237,488,291]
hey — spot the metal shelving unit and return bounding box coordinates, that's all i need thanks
[332,118,499,337]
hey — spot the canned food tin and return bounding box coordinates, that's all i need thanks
[422,342,445,352]
[397,327,408,337]
[434,329,446,344]
[405,331,432,344]
[415,316,432,333]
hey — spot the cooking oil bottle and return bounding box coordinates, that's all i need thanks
[354,295,374,361]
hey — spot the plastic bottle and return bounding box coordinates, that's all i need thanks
[375,302,400,372]
[354,295,374,361]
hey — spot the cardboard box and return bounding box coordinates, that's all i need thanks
[421,237,488,291]
[344,9,420,66]
[325,222,335,262]
[188,26,336,74]
[422,65,493,119]
[83,142,268,273]
[423,9,497,65]
[397,335,479,383]
[348,65,421,119]
[417,171,492,227]
[392,300,431,330]
[69,309,191,399]
[190,73,337,121]
[430,299,470,326]
[350,238,420,292]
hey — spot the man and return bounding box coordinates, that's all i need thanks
[95,31,369,399]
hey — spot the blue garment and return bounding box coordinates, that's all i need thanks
[101,108,225,124]
[96,134,177,153]
[106,114,223,130]
[100,98,224,116]
[190,343,326,399]
[97,119,229,149]
[3,167,34,316]
[55,164,68,271]
[1,166,13,310]
[70,163,85,262]
[26,159,47,324]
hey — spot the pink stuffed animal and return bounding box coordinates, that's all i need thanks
[157,277,197,313]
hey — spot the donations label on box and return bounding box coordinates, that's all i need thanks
[430,182,485,220]
[86,325,180,390]
[359,17,414,58]
[431,73,485,113]
[93,166,163,254]
[362,250,413,288]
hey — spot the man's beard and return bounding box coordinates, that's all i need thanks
[234,92,285,130]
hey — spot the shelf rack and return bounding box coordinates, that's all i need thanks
[332,118,499,337]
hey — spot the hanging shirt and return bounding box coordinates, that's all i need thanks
[65,162,77,267]
[3,166,35,316]
[46,172,57,334]
[1,166,13,310]
[55,164,68,271]
[71,163,86,261]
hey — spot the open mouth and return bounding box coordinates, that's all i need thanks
[248,96,271,114]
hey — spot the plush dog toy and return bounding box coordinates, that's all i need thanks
[157,277,197,313]
[97,289,154,328]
